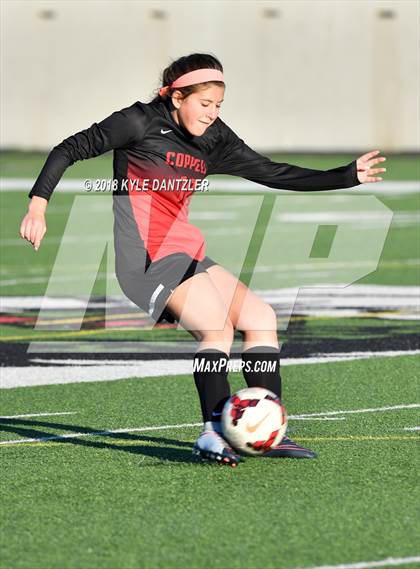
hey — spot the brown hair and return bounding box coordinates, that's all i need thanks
[151,53,224,103]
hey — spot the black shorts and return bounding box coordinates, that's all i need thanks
[116,253,217,323]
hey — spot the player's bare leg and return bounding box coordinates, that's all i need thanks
[166,272,234,353]
[205,264,279,350]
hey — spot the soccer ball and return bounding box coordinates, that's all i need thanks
[221,387,287,456]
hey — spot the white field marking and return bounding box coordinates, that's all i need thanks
[1,178,419,194]
[384,314,420,321]
[205,180,418,195]
[283,350,420,365]
[298,555,420,569]
[0,422,203,446]
[0,295,134,311]
[0,404,418,445]
[292,403,420,419]
[2,235,110,246]
[24,350,420,368]
[257,285,420,312]
[1,267,419,288]
[1,409,419,447]
[403,426,420,431]
[1,285,419,310]
[289,311,419,320]
[2,351,419,389]
[28,359,145,366]
[205,227,248,236]
[0,361,194,389]
[292,416,345,421]
[0,411,76,419]
[188,211,238,220]
[205,221,418,234]
[0,274,108,287]
[252,260,420,273]
[3,215,419,246]
[275,211,419,226]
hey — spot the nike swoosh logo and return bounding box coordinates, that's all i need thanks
[160,129,172,134]
[245,412,271,433]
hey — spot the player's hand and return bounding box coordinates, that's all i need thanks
[356,150,386,183]
[19,196,48,251]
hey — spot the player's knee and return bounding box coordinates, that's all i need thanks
[242,302,277,333]
[263,304,278,330]
[199,318,235,346]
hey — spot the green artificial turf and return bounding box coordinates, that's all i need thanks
[1,152,419,569]
[1,354,419,569]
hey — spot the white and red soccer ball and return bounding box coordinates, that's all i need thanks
[221,387,287,456]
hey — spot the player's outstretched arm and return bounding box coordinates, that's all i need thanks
[20,102,147,252]
[19,196,48,251]
[355,149,387,183]
[208,121,387,191]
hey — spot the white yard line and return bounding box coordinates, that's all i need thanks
[282,351,420,366]
[0,404,418,446]
[298,555,420,569]
[403,426,420,431]
[0,274,107,286]
[2,285,419,307]
[27,350,420,367]
[0,422,202,446]
[0,362,194,388]
[1,178,419,194]
[1,351,419,389]
[293,403,420,419]
[292,417,345,421]
[0,411,76,419]
[275,212,419,225]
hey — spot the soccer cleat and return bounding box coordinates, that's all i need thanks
[192,428,242,467]
[262,436,317,459]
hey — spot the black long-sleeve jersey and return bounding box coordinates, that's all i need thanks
[29,99,360,270]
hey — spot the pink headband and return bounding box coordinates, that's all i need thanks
[159,69,224,97]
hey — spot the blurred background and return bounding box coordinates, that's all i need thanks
[1,0,419,152]
[0,0,419,345]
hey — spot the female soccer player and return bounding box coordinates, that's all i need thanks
[20,53,386,467]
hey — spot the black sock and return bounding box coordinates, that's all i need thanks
[241,346,282,400]
[193,349,231,423]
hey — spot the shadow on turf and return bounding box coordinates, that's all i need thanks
[0,417,201,465]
